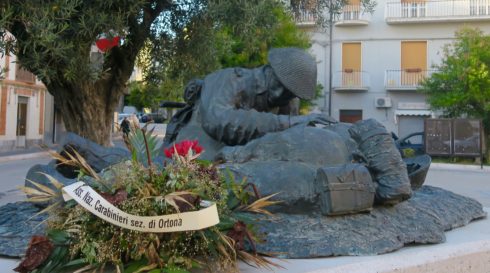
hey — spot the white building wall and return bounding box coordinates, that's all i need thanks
[0,52,53,151]
[304,0,490,135]
[4,88,18,140]
[0,88,47,142]
[43,92,55,144]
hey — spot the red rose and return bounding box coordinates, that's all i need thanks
[164,148,173,158]
[164,140,204,158]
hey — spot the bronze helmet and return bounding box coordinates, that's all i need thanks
[268,47,317,100]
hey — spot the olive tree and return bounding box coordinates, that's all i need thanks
[0,0,201,145]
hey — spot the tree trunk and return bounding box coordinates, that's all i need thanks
[50,81,125,147]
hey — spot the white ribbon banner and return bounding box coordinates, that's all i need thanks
[62,182,220,233]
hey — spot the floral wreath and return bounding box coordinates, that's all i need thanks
[16,126,279,273]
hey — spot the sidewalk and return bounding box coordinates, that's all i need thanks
[0,145,56,163]
[431,162,490,172]
[0,124,168,163]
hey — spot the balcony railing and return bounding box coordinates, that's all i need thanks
[293,9,316,25]
[335,5,372,26]
[385,69,437,90]
[385,0,490,23]
[333,70,370,91]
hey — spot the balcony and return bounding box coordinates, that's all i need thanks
[385,69,437,90]
[333,70,370,91]
[293,9,316,26]
[335,5,372,26]
[15,64,36,84]
[385,0,490,24]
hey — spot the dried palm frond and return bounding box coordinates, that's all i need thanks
[32,173,64,192]
[216,232,236,262]
[32,200,63,220]
[163,191,196,212]
[20,174,66,221]
[237,250,284,270]
[145,242,162,267]
[48,148,100,181]
[65,228,81,234]
[20,173,64,204]
[72,264,96,273]
[47,150,77,167]
[238,193,281,216]
[67,148,100,180]
[135,183,159,198]
[20,184,52,198]
[216,242,233,263]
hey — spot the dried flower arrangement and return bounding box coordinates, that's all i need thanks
[16,126,279,273]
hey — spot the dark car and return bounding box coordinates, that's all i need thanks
[395,132,425,156]
[140,113,167,123]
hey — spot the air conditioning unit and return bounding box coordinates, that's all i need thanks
[375,97,392,108]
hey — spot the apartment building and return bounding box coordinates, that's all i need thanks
[295,0,490,137]
[0,53,55,152]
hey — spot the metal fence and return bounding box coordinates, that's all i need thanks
[424,118,483,159]
[293,9,316,24]
[333,70,370,90]
[337,5,372,21]
[386,0,490,20]
[385,69,437,89]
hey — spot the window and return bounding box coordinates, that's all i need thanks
[401,41,427,86]
[401,0,426,18]
[339,109,362,123]
[342,43,362,87]
[343,0,361,20]
[470,0,489,15]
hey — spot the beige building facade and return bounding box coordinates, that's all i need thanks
[0,53,55,152]
[294,0,490,136]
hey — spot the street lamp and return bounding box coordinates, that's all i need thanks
[327,10,333,116]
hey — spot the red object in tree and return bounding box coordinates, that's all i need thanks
[95,36,120,52]
[164,140,204,158]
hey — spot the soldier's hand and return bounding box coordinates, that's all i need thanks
[290,113,337,127]
[305,113,337,126]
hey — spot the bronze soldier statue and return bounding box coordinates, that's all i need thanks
[164,48,336,159]
[164,47,412,213]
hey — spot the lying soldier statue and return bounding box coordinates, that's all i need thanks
[163,47,412,215]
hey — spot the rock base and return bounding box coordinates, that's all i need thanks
[0,186,485,259]
[253,186,486,258]
[0,202,47,257]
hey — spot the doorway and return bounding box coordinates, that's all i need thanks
[339,109,363,123]
[398,115,426,138]
[16,96,29,147]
